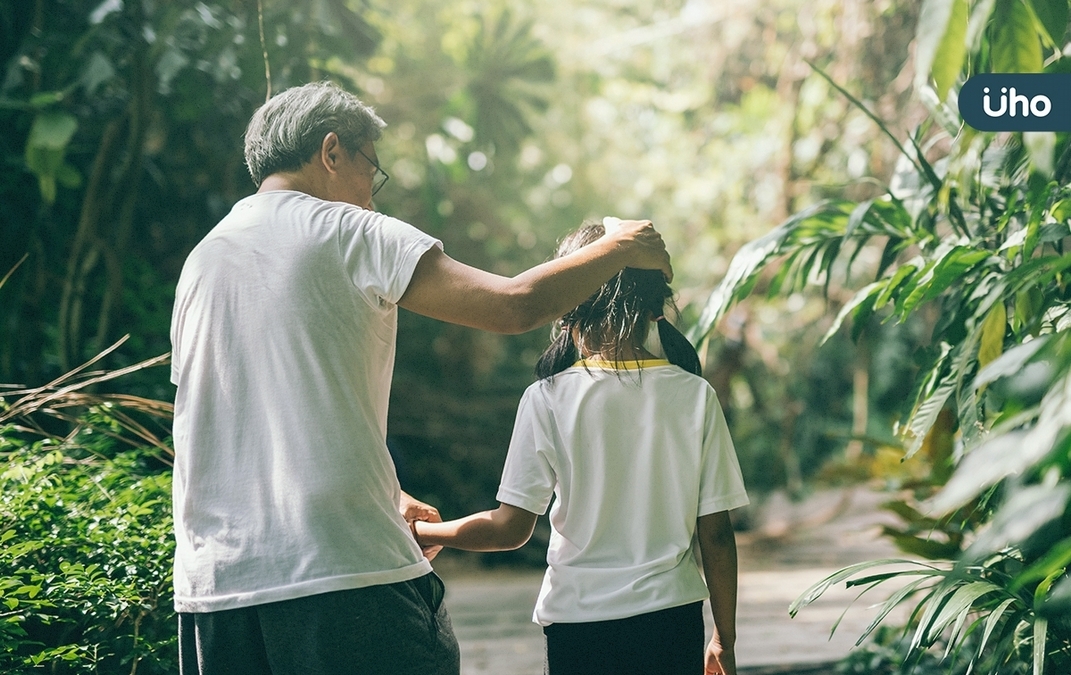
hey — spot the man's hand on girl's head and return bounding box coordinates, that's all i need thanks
[601,216,673,282]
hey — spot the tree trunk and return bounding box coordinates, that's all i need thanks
[60,0,151,368]
[58,119,124,371]
[844,337,869,461]
[94,31,151,355]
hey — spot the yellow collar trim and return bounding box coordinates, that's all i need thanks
[573,358,671,370]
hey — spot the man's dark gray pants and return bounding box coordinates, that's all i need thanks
[178,572,460,675]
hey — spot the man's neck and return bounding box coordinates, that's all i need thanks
[258,172,317,196]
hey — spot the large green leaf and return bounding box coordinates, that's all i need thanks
[898,248,991,316]
[855,577,933,646]
[844,200,874,240]
[905,374,959,459]
[1033,617,1047,675]
[964,483,1071,557]
[24,111,79,205]
[1014,286,1044,333]
[1002,253,1071,298]
[1014,537,1071,594]
[789,558,932,616]
[687,201,850,343]
[822,281,883,344]
[1027,0,1069,45]
[968,0,1001,50]
[974,332,1047,388]
[992,0,1045,73]
[935,365,1071,512]
[1040,574,1071,616]
[1024,131,1057,177]
[881,526,963,558]
[874,262,919,310]
[978,597,1019,657]
[977,301,1008,369]
[687,225,789,343]
[904,337,979,462]
[25,110,78,152]
[923,580,1002,647]
[933,429,1030,513]
[911,580,964,650]
[871,198,915,236]
[79,52,116,95]
[916,0,970,100]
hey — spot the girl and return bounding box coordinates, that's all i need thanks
[414,221,748,675]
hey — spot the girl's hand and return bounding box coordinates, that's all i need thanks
[399,491,444,561]
[602,216,673,282]
[704,638,736,675]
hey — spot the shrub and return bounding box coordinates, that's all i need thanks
[0,341,176,674]
[0,423,176,674]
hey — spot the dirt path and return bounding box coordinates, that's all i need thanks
[435,486,909,675]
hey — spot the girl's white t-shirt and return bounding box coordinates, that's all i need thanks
[496,360,749,626]
[170,190,440,613]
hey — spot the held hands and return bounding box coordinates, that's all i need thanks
[602,216,673,282]
[399,491,444,561]
[705,638,736,675]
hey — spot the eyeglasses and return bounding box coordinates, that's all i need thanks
[355,146,390,197]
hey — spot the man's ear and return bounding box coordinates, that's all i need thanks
[320,132,342,174]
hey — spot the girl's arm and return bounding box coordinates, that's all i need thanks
[413,503,539,552]
[698,511,738,675]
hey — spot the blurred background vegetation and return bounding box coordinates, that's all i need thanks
[1,0,928,515]
[4,0,1071,672]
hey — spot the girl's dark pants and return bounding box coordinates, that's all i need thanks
[178,572,459,675]
[542,601,705,675]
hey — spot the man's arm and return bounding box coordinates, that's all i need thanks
[414,503,538,552]
[698,511,739,675]
[398,219,671,334]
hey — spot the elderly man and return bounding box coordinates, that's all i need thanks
[170,81,671,675]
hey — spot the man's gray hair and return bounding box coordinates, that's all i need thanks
[244,81,386,186]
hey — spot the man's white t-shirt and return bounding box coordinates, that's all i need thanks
[169,190,440,613]
[496,359,749,626]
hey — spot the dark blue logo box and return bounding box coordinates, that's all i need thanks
[960,74,1071,131]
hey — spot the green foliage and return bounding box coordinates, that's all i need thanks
[0,324,176,673]
[23,111,80,205]
[837,625,1008,675]
[793,550,1070,673]
[1,0,380,386]
[464,9,555,157]
[3,0,934,505]
[1030,0,1070,46]
[0,426,175,674]
[915,0,970,101]
[992,0,1046,73]
[693,1,1071,671]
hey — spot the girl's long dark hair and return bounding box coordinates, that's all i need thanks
[535,222,702,379]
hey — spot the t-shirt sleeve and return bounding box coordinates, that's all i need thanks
[698,386,750,516]
[337,210,442,306]
[496,386,557,516]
